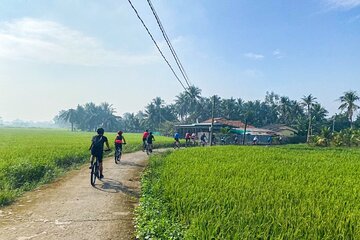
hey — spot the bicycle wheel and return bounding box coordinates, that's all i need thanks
[90,163,97,186]
[115,149,120,164]
[146,144,150,155]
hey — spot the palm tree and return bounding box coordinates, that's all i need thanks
[83,102,100,131]
[277,96,292,125]
[153,97,165,128]
[59,108,77,131]
[175,86,202,122]
[220,98,238,119]
[301,94,317,143]
[338,90,360,129]
[311,103,328,134]
[174,92,189,122]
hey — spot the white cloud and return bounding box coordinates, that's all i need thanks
[0,18,158,66]
[243,52,264,60]
[272,49,284,59]
[325,0,360,9]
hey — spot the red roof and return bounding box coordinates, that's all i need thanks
[202,118,255,128]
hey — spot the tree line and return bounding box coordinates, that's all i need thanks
[55,86,360,140]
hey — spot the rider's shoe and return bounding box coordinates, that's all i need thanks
[100,174,104,179]
[89,165,92,169]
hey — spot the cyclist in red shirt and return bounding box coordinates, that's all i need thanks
[142,129,149,151]
[114,131,126,163]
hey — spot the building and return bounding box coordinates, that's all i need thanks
[261,124,298,137]
[175,118,278,144]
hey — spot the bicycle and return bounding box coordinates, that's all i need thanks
[114,143,125,164]
[90,156,101,186]
[146,142,153,155]
[173,140,180,149]
[114,146,122,164]
[90,149,110,186]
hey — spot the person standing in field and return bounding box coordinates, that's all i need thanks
[142,129,149,151]
[89,128,110,179]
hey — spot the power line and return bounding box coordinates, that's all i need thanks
[146,0,192,88]
[127,0,188,92]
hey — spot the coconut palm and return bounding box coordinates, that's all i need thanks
[59,108,77,131]
[311,103,328,134]
[301,94,317,143]
[338,90,360,129]
[175,86,202,122]
[277,96,292,125]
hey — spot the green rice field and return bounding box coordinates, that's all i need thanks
[0,128,173,206]
[136,145,360,239]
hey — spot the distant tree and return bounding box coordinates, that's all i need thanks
[58,108,77,131]
[355,114,360,129]
[83,102,99,131]
[123,112,142,132]
[331,113,351,132]
[220,98,238,120]
[301,94,317,142]
[174,86,202,123]
[277,96,292,125]
[311,103,328,135]
[338,90,360,129]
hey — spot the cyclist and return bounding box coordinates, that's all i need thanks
[174,132,180,148]
[146,132,155,153]
[114,130,126,162]
[185,132,191,147]
[221,136,226,145]
[191,133,197,145]
[142,129,149,151]
[200,133,207,146]
[89,128,110,179]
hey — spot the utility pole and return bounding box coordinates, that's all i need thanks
[209,95,215,146]
[242,119,248,145]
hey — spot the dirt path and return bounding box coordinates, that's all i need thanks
[0,150,151,240]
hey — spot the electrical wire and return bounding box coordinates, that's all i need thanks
[147,0,192,88]
[127,0,188,92]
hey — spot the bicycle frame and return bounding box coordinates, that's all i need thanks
[146,142,153,155]
[115,146,122,164]
[90,156,100,186]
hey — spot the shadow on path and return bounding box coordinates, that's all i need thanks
[120,160,145,168]
[94,178,139,198]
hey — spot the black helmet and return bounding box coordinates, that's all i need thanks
[150,132,153,134]
[97,128,104,134]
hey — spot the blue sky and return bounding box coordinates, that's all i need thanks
[0,0,359,121]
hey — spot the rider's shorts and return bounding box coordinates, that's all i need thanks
[93,153,103,163]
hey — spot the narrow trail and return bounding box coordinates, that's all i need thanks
[0,150,151,240]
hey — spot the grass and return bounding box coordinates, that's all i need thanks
[136,145,360,239]
[0,128,173,206]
